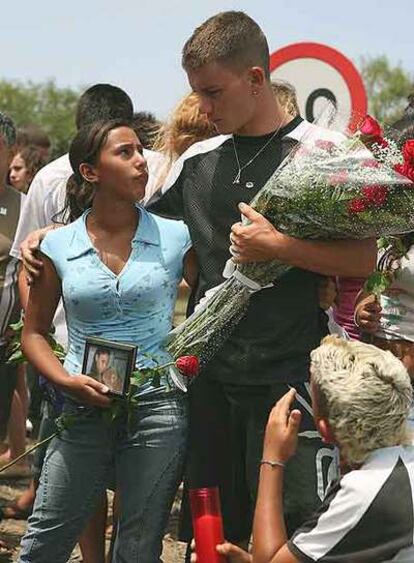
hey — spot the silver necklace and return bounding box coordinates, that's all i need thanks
[231,119,286,189]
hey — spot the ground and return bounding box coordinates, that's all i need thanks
[0,474,187,562]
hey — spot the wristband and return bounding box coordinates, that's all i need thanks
[259,459,285,469]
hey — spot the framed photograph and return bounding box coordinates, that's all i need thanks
[82,337,137,397]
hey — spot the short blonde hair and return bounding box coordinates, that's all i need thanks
[271,80,299,118]
[311,336,412,465]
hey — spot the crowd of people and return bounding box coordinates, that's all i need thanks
[0,9,413,563]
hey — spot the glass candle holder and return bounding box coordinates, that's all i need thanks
[189,487,226,563]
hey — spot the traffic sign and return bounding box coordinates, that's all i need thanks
[270,42,367,130]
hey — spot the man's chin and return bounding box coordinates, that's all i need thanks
[214,122,233,135]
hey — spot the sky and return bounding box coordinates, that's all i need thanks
[1,0,413,119]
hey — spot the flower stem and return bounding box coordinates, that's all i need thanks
[0,432,59,474]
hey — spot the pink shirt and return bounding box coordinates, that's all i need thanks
[333,277,365,340]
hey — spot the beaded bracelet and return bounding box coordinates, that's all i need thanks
[259,459,286,469]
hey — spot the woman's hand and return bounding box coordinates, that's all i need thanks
[62,375,112,408]
[354,294,382,333]
[262,389,302,463]
[190,539,252,563]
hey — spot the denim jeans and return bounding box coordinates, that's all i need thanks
[19,389,188,563]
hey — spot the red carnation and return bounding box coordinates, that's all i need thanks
[402,140,414,165]
[175,355,200,378]
[361,185,389,206]
[348,198,368,213]
[360,115,382,138]
[315,139,336,151]
[395,162,414,183]
[373,137,389,149]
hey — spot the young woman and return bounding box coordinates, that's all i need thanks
[9,145,46,193]
[19,119,196,563]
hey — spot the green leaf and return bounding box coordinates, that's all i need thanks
[364,270,393,297]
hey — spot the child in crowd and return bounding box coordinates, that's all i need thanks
[193,336,414,562]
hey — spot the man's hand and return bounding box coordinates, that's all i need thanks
[230,203,284,263]
[62,375,112,408]
[355,294,382,333]
[20,226,56,285]
[262,389,302,463]
[190,539,252,563]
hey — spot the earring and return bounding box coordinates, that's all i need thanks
[252,91,258,96]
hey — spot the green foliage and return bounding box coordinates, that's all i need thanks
[360,56,414,123]
[6,319,66,365]
[0,79,82,160]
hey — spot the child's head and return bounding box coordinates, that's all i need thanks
[310,336,412,465]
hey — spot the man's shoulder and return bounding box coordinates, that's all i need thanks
[2,184,23,205]
[159,135,230,196]
[31,154,72,189]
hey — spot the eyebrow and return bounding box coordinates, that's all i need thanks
[113,141,142,150]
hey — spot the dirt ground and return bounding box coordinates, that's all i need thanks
[0,474,187,562]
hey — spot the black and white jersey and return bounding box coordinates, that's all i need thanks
[288,445,414,562]
[149,117,343,385]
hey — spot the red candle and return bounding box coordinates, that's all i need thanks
[190,487,226,563]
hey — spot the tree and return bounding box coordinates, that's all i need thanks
[0,79,82,159]
[360,56,414,124]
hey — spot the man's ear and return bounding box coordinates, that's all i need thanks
[248,66,266,92]
[79,162,99,185]
[316,417,336,445]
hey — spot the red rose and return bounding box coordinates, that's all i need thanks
[360,115,382,138]
[374,137,389,149]
[395,162,414,183]
[402,140,414,165]
[175,355,200,378]
[329,170,349,185]
[348,198,368,213]
[362,159,380,168]
[361,184,389,206]
[315,139,336,151]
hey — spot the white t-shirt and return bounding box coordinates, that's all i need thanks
[10,149,166,348]
[375,245,414,343]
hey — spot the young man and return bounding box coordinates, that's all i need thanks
[193,337,414,562]
[149,11,376,544]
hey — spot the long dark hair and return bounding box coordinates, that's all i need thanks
[63,119,131,223]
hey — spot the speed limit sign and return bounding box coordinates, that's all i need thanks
[270,42,367,130]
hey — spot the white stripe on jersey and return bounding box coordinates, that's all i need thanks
[293,447,405,560]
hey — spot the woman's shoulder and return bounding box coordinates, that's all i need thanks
[142,207,191,254]
[143,206,189,237]
[41,216,85,256]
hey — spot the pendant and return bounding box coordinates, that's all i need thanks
[245,181,255,189]
[233,169,241,184]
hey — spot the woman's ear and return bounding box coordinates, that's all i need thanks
[316,417,336,445]
[79,162,99,185]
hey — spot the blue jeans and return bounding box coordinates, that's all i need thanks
[19,390,188,563]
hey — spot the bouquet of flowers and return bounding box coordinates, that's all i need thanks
[167,109,414,366]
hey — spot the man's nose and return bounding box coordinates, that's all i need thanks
[198,97,213,116]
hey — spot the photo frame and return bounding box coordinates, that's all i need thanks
[82,337,137,397]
